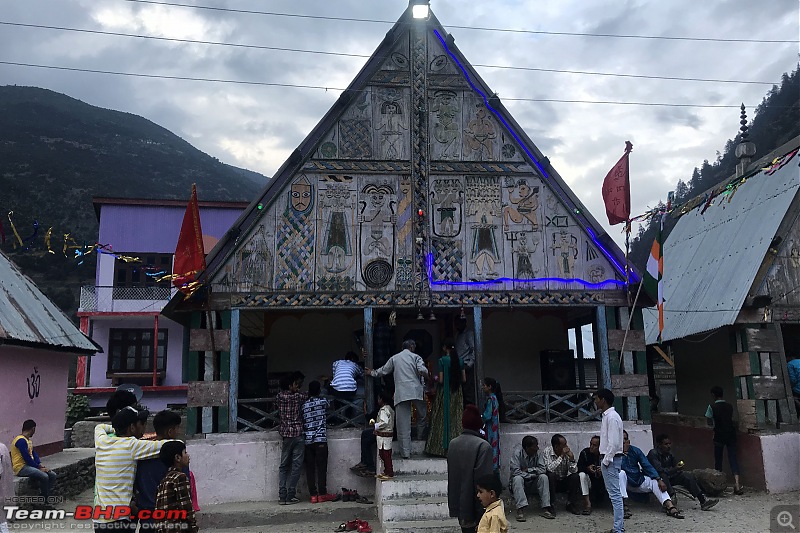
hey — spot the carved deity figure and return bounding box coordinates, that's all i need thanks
[551,232,578,278]
[503,179,540,230]
[377,99,407,159]
[431,90,460,158]
[464,105,496,160]
[514,232,538,279]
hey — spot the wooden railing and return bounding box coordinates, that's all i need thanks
[237,395,365,432]
[504,390,600,424]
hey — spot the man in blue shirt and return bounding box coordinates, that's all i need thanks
[619,430,684,519]
[787,354,800,397]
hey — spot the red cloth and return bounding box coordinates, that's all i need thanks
[379,448,394,477]
[173,184,206,289]
[189,470,200,512]
[601,141,633,225]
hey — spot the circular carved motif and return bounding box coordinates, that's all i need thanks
[363,259,393,288]
[430,55,448,72]
[501,143,516,159]
[391,52,408,68]
[320,142,337,158]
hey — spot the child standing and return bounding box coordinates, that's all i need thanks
[482,378,502,473]
[154,441,198,533]
[302,381,339,503]
[375,391,395,480]
[476,473,508,533]
[277,373,307,504]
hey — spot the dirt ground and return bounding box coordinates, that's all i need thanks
[5,486,798,533]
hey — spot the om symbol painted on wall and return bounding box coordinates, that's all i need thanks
[28,367,41,400]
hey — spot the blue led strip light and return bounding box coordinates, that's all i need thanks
[433,29,634,283]
[426,253,625,289]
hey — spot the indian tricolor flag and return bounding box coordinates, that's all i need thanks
[644,215,665,342]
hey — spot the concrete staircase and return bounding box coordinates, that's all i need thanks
[377,442,460,533]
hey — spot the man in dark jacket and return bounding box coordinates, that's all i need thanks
[447,404,494,533]
[620,430,683,519]
[647,434,718,511]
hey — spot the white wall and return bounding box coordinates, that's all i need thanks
[760,432,800,493]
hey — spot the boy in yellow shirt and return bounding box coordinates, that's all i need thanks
[476,473,508,533]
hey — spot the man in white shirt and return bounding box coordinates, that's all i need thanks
[366,339,429,459]
[595,388,624,533]
[542,434,591,515]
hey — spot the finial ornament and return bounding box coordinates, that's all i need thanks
[739,103,749,141]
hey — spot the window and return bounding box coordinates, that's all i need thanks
[114,254,173,288]
[107,328,168,374]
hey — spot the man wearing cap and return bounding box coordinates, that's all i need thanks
[447,405,494,533]
[94,406,166,531]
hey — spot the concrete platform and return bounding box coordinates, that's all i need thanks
[13,448,95,501]
[197,499,378,530]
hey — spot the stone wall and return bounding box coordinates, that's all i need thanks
[14,449,95,503]
[71,415,188,448]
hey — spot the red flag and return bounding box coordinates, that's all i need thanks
[173,184,206,289]
[602,141,633,225]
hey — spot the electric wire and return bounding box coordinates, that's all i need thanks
[0,21,779,86]
[122,0,800,44]
[0,60,765,108]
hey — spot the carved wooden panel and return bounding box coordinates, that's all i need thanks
[189,329,231,352]
[607,330,646,352]
[611,374,649,397]
[187,381,229,407]
[316,175,358,291]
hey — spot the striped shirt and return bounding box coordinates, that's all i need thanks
[330,360,363,392]
[302,397,329,444]
[93,424,163,523]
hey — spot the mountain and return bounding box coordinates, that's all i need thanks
[629,67,800,271]
[0,85,267,314]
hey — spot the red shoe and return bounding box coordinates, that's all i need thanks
[357,520,373,533]
[345,519,360,531]
[310,495,319,503]
[319,493,341,503]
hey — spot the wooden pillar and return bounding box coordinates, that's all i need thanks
[596,305,612,389]
[575,325,586,389]
[186,312,201,434]
[474,306,485,407]
[152,314,159,387]
[76,316,90,387]
[774,322,798,425]
[619,307,637,419]
[364,307,375,414]
[228,308,240,432]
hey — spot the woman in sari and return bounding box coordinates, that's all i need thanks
[424,339,465,457]
[482,377,502,473]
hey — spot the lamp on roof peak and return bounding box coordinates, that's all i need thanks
[735,103,756,178]
[410,0,430,19]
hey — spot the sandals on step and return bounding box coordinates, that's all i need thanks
[666,506,685,519]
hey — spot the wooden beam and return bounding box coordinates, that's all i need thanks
[189,329,231,352]
[364,307,374,414]
[187,381,230,407]
[607,329,646,352]
[228,309,240,432]
[596,306,611,389]
[732,352,753,377]
[611,374,649,397]
[653,345,674,368]
[744,327,779,352]
[772,323,798,421]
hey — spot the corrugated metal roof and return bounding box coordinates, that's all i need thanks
[644,145,800,343]
[0,251,98,353]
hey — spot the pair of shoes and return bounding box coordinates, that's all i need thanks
[333,519,371,532]
[376,473,393,480]
[285,497,300,505]
[539,509,555,519]
[700,498,719,511]
[318,493,341,503]
[342,488,355,502]
[310,495,319,504]
[515,508,526,522]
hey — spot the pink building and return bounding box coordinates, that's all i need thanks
[73,197,247,412]
[0,250,98,456]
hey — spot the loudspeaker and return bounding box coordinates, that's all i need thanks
[540,350,577,391]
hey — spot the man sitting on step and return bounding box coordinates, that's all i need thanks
[646,433,718,511]
[509,435,555,521]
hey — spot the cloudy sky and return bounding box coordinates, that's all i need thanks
[1,0,797,248]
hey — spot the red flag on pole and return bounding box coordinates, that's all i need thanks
[602,141,633,225]
[173,184,206,290]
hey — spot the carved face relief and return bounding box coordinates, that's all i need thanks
[290,178,312,213]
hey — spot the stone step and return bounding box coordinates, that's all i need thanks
[379,496,450,523]
[376,474,448,500]
[383,518,461,533]
[391,456,448,475]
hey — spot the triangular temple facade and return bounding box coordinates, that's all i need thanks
[167,2,647,435]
